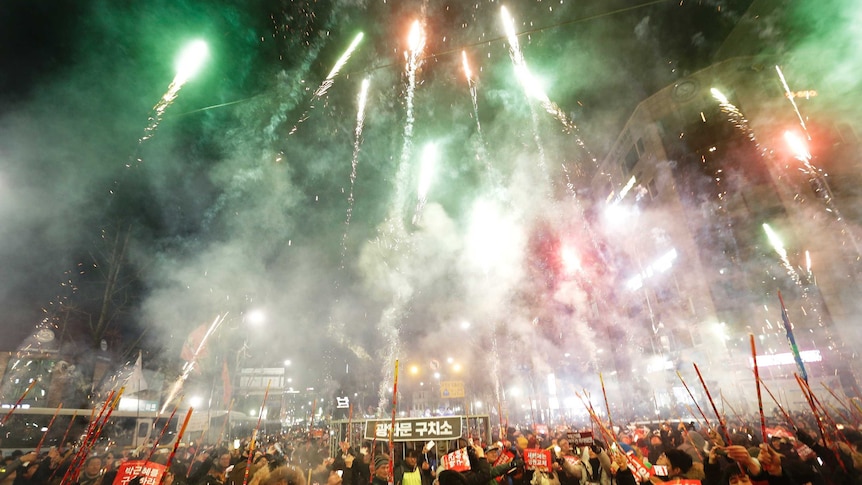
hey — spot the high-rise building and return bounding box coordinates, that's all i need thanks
[589,55,861,412]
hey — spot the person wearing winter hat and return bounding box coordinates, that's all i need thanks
[371,454,391,485]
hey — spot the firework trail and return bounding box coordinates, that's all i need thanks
[339,78,370,270]
[374,20,426,411]
[11,42,208,398]
[393,20,426,227]
[412,143,438,225]
[500,6,548,179]
[499,7,595,163]
[711,88,767,158]
[763,223,802,285]
[499,10,625,369]
[161,313,228,413]
[317,33,364,99]
[462,50,503,189]
[783,131,862,258]
[376,299,407,413]
[325,79,372,359]
[288,33,365,136]
[762,224,835,353]
[140,41,209,143]
[263,7,351,142]
[775,66,810,139]
[462,51,481,135]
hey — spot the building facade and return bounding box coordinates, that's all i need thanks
[589,56,861,412]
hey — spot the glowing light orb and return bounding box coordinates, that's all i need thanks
[783,131,811,161]
[461,50,472,83]
[710,88,729,104]
[174,40,209,86]
[762,223,787,260]
[560,244,581,275]
[417,143,438,201]
[408,20,424,53]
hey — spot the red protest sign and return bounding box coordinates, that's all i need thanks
[493,450,514,467]
[112,461,166,485]
[523,449,552,471]
[441,448,471,472]
[493,451,515,482]
[623,452,651,479]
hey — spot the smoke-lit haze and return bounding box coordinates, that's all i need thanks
[0,0,859,417]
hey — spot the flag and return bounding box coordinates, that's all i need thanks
[124,352,148,395]
[180,324,209,363]
[778,291,808,382]
[222,359,232,405]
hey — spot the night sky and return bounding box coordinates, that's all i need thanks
[0,0,857,407]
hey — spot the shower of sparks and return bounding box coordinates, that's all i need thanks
[417,143,437,203]
[140,40,209,143]
[374,19,426,410]
[412,142,438,225]
[500,6,548,179]
[340,78,370,269]
[461,50,473,85]
[775,66,810,139]
[161,313,227,413]
[762,223,787,260]
[499,6,593,163]
[393,20,426,222]
[462,51,481,134]
[763,223,801,284]
[711,88,765,157]
[784,132,861,256]
[289,33,365,136]
[784,131,812,162]
[174,40,210,86]
[314,32,364,98]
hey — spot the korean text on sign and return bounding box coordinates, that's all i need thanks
[112,461,166,485]
[441,448,471,472]
[523,449,552,471]
[364,417,462,442]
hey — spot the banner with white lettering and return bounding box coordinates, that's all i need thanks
[363,417,462,442]
[441,448,471,472]
[493,450,515,483]
[112,461,166,485]
[566,431,593,447]
[523,449,552,471]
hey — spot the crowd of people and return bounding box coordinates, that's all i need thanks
[1,411,861,485]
